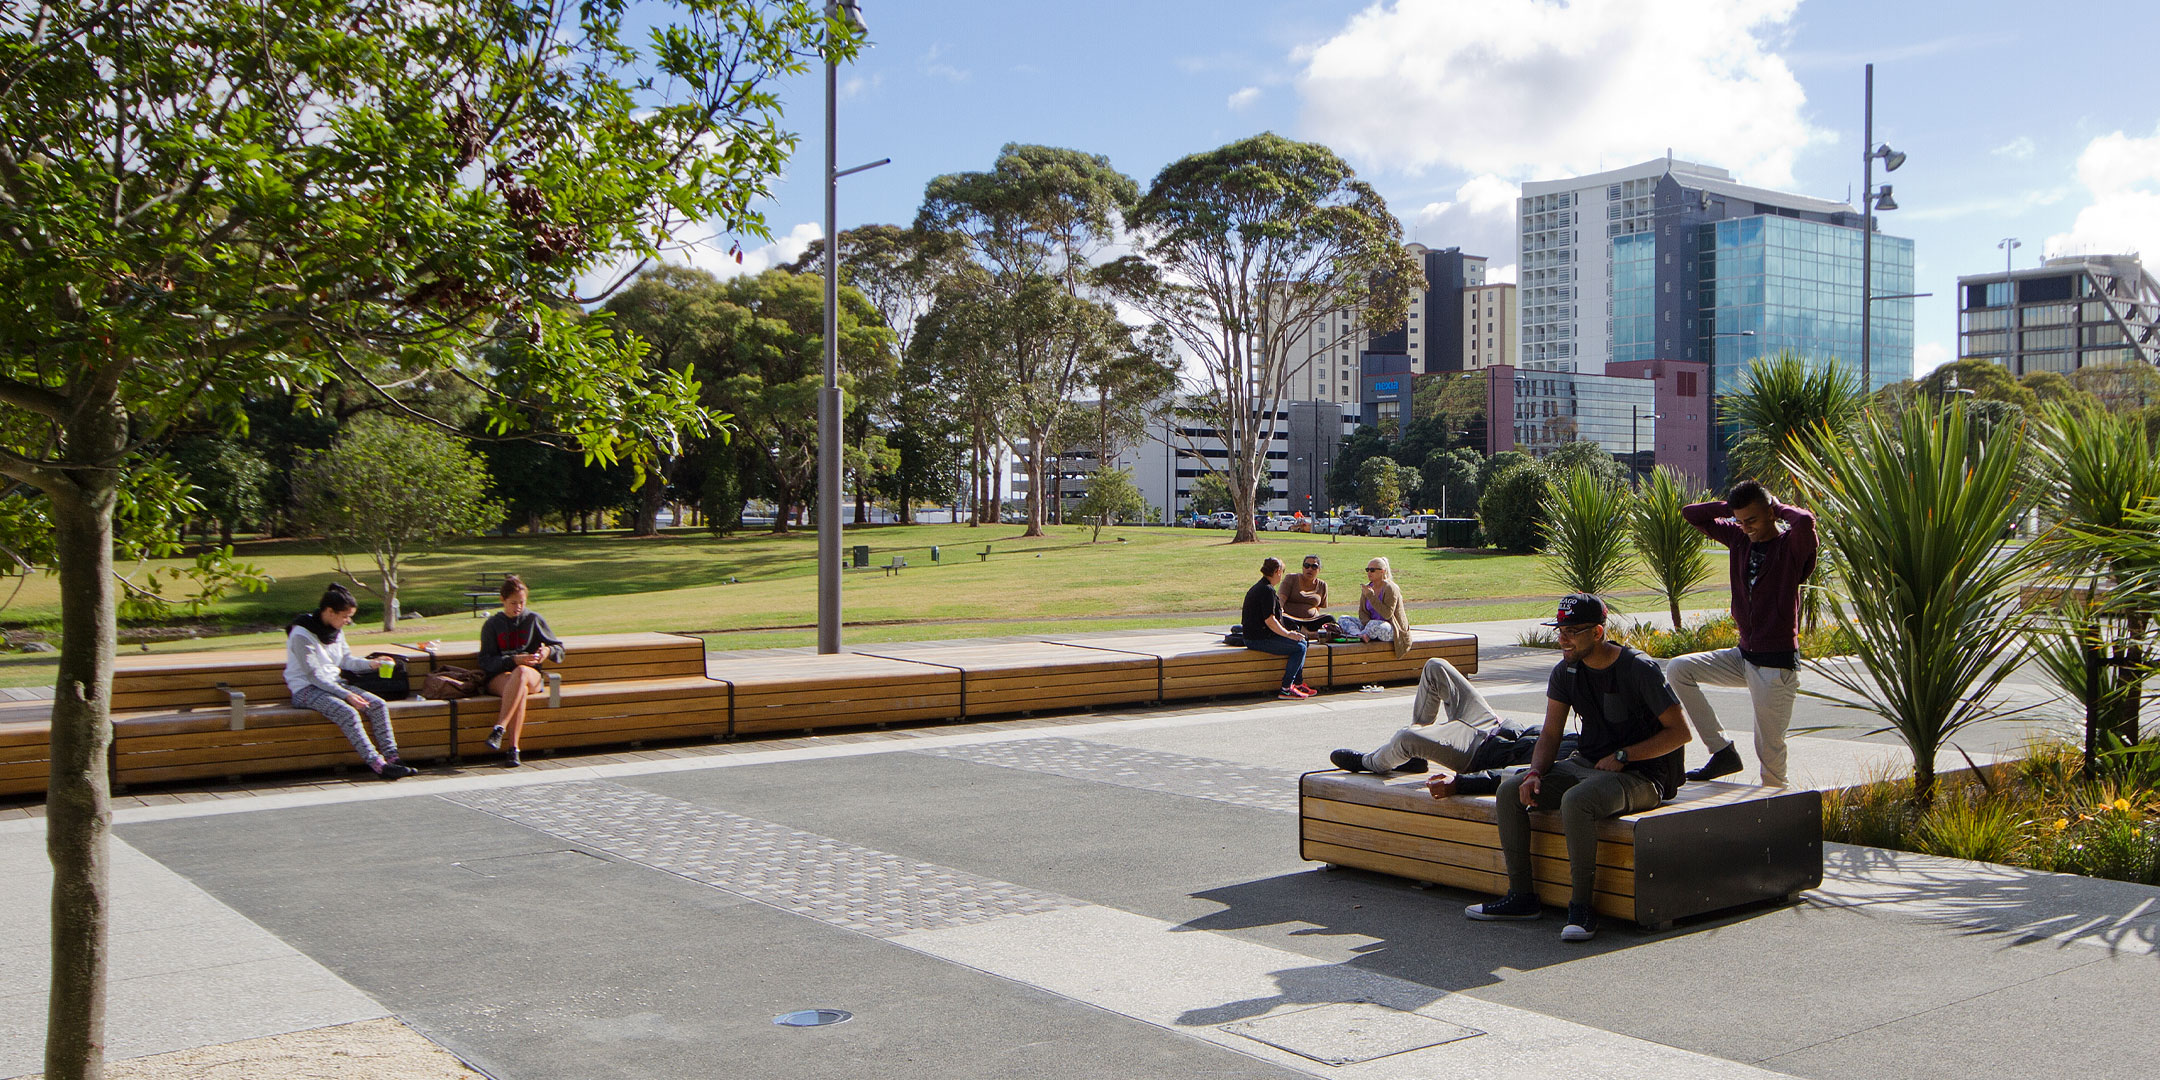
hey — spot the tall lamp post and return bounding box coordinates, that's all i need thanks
[1630,406,1663,483]
[817,0,889,654]
[1860,62,1906,393]
[1998,237,2021,372]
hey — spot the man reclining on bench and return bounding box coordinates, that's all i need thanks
[1459,593,1690,942]
[1327,657,1579,796]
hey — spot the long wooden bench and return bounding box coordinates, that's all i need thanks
[0,626,1484,799]
[1300,769,1822,930]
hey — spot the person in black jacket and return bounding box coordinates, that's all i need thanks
[477,574,565,766]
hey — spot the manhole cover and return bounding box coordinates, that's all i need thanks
[1222,1002,1482,1065]
[774,1009,853,1028]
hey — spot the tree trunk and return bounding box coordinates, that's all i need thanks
[1231,460,1258,543]
[1019,439,1045,538]
[631,471,666,536]
[45,411,125,1080]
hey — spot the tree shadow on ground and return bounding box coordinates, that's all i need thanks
[1812,842,2160,958]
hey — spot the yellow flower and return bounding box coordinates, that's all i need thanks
[2114,798,2133,814]
[2053,818,2070,832]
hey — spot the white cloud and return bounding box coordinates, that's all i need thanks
[1227,86,1262,111]
[1296,0,1827,187]
[2048,125,2160,260]
[922,44,969,82]
[1914,340,1951,377]
[1486,263,1518,285]
[1992,136,2036,160]
[1408,174,1520,263]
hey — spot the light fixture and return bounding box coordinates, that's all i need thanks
[1873,185,1897,212]
[1874,145,1906,172]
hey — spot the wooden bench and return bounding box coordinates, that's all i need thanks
[1300,769,1822,929]
[858,641,1160,717]
[711,652,964,737]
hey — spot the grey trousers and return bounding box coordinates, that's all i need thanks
[1360,657,1507,772]
[1666,648,1800,786]
[1494,756,1663,907]
[294,683,398,769]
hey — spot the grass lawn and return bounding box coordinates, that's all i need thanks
[0,522,1718,687]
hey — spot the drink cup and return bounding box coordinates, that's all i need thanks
[377,659,394,679]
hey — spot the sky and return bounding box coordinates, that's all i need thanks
[656,0,2160,379]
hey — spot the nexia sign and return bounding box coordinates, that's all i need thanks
[1372,381,1399,394]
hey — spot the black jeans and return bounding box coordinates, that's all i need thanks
[1245,635,1307,688]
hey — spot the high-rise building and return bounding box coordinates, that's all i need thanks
[1520,157,1914,393]
[1955,254,2160,375]
[1462,283,1516,370]
[1283,242,1491,403]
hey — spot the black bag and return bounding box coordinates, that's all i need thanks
[1223,624,1246,648]
[343,653,411,700]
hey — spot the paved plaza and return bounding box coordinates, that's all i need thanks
[4,623,2156,1079]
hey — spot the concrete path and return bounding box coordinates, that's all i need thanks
[3,618,2143,1080]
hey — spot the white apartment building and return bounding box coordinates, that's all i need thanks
[1463,282,1517,369]
[1278,242,1489,397]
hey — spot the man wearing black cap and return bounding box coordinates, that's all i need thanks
[1465,593,1690,942]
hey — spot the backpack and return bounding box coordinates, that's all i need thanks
[343,653,411,701]
[421,664,489,700]
[1223,624,1246,647]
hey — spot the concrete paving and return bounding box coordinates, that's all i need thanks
[1,616,2145,1080]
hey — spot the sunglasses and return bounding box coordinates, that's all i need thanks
[1303,563,1320,569]
[1365,566,1382,573]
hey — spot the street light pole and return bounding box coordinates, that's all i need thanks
[1859,62,1906,394]
[816,0,887,655]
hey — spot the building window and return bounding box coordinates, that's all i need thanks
[1677,371,1697,397]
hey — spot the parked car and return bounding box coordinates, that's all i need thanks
[1372,517,1405,538]
[1206,511,1236,529]
[1399,514,1440,539]
[1340,514,1375,536]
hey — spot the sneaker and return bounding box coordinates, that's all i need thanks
[1394,757,1429,774]
[1465,892,1542,921]
[1561,903,1599,942]
[1278,687,1307,700]
[1293,682,1319,697]
[1686,744,1744,783]
[487,725,505,750]
[501,749,522,768]
[375,762,418,781]
[1329,748,1367,773]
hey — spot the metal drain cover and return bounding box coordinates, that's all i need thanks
[774,1009,853,1028]
[1222,1002,1482,1065]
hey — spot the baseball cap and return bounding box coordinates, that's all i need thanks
[1541,593,1608,627]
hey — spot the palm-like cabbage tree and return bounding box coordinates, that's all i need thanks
[1539,467,1635,602]
[1786,403,2038,808]
[1629,466,1712,629]
[1722,352,1866,490]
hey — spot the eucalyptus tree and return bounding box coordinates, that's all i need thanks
[1108,134,1421,542]
[0,3,846,1074]
[917,144,1139,537]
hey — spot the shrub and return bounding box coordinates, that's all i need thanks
[1478,460,1550,552]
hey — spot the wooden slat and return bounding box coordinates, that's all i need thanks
[1303,819,1636,897]
[1304,841,1637,921]
[1302,795,1635,870]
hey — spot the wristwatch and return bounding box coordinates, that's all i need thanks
[1614,748,1631,765]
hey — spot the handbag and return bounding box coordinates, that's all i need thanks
[343,653,411,700]
[420,664,489,700]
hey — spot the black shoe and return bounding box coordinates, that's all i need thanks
[376,762,418,781]
[1561,903,1598,942]
[501,749,522,768]
[487,725,505,750]
[1686,744,1744,783]
[1329,749,1367,773]
[1465,892,1542,921]
[1395,757,1429,774]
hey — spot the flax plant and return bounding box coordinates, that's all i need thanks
[1628,466,1713,629]
[1721,352,1867,491]
[1538,467,1635,602]
[1786,404,2039,808]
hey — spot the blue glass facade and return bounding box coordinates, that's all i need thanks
[1612,232,1657,366]
[1698,215,1913,393]
[1512,370,1655,461]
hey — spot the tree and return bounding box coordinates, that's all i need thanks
[918,145,1139,538]
[2,4,838,1074]
[2070,361,2160,414]
[603,266,738,535]
[295,417,499,628]
[1787,403,2038,808]
[1543,438,1624,486]
[1420,447,1481,519]
[1189,472,1233,517]
[1479,459,1551,553]
[1110,134,1421,542]
[1329,425,1394,505]
[2021,369,2097,411]
[1630,467,1714,629]
[1721,353,1867,492]
[1074,466,1143,542]
[1539,469,1635,600]
[1357,456,1403,516]
[1477,450,1536,493]
[167,437,271,545]
[1917,358,2038,410]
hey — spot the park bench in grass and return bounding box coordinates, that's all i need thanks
[1299,769,1822,930]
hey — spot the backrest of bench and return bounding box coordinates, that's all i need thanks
[413,632,707,681]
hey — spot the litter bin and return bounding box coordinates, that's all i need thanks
[931,545,940,562]
[851,545,870,568]
[1429,518,1479,548]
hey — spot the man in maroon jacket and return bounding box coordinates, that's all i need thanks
[1669,480,1817,786]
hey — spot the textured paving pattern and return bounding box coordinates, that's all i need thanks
[443,781,1082,937]
[915,737,1301,814]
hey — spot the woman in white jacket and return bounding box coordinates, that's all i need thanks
[284,584,415,780]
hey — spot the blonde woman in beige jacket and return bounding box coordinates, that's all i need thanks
[1341,556,1413,658]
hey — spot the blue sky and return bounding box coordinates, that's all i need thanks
[668,0,2160,378]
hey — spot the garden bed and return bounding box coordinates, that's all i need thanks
[1515,614,1858,660]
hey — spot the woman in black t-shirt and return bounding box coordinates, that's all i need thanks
[1242,556,1317,699]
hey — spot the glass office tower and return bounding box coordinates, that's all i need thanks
[1699,215,1913,393]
